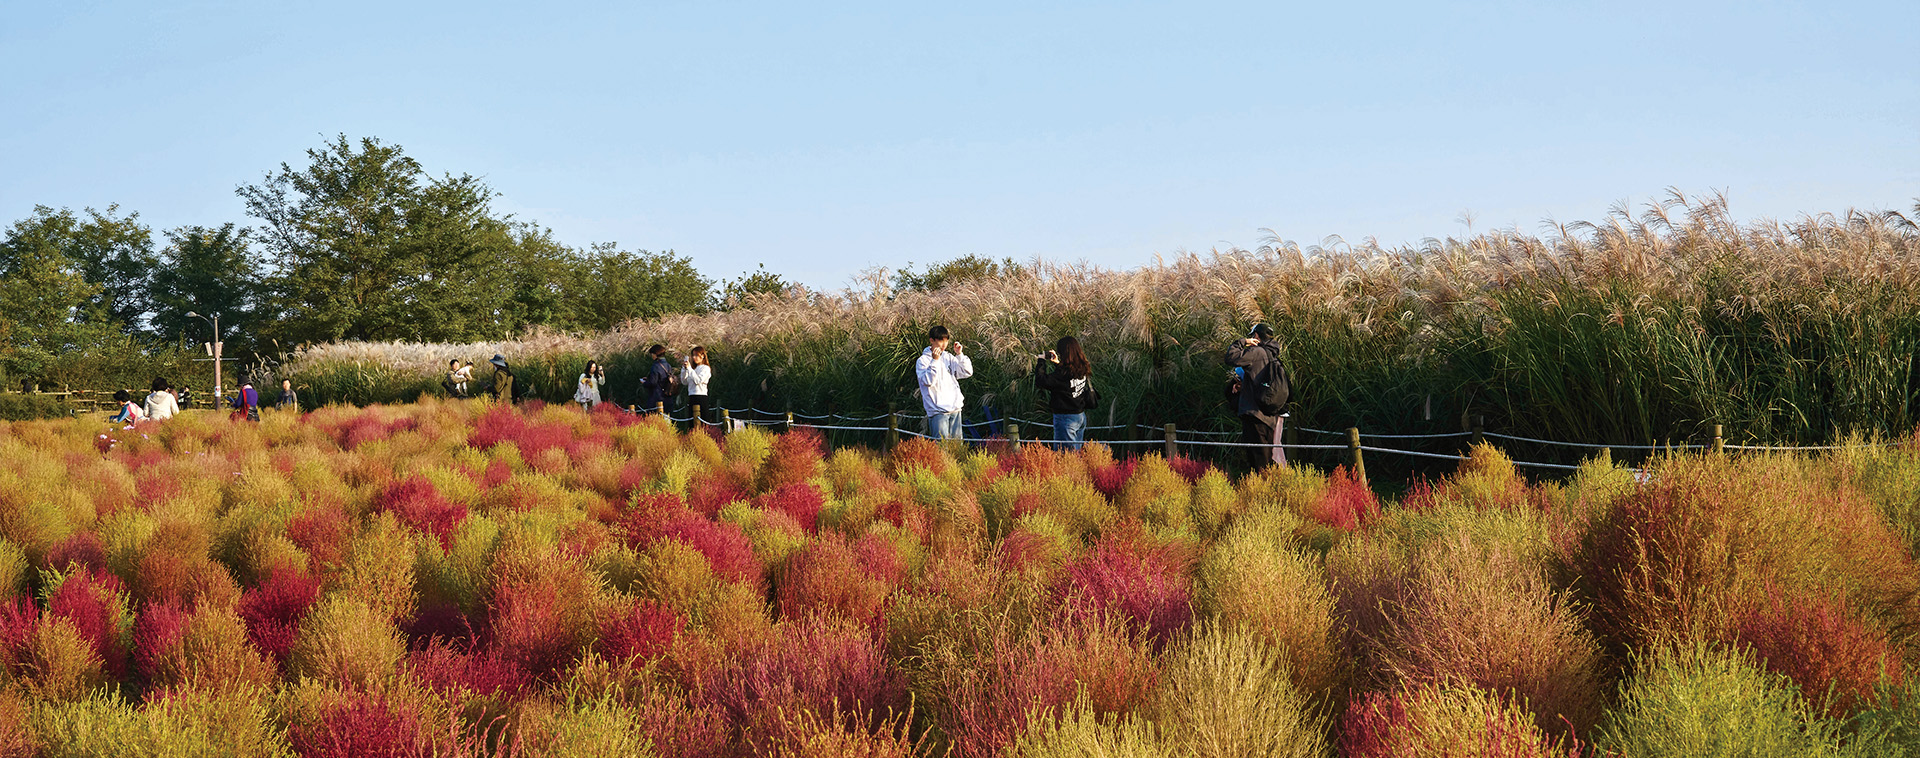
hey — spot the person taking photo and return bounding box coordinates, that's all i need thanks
[915,325,974,440]
[1035,336,1098,450]
[575,360,606,411]
[680,346,712,420]
[1224,323,1290,469]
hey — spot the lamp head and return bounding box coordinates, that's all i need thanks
[186,311,199,318]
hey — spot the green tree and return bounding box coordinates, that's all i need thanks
[0,211,113,385]
[891,254,1025,293]
[713,264,791,311]
[238,134,523,344]
[149,224,263,355]
[562,243,713,331]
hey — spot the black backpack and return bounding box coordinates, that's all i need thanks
[1254,357,1290,417]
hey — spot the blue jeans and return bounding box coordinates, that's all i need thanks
[927,411,963,440]
[1053,413,1086,450]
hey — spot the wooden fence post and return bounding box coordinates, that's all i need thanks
[786,411,795,434]
[887,412,899,451]
[1348,427,1367,486]
[1009,423,1021,449]
[1163,423,1177,458]
[655,401,665,417]
[692,403,703,427]
[719,408,731,435]
[1471,415,1484,446]
[1712,424,1724,455]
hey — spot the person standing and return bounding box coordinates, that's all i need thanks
[488,355,518,404]
[1224,323,1289,469]
[1035,336,1098,450]
[575,361,606,411]
[680,346,712,420]
[231,378,261,422]
[144,377,180,421]
[641,345,676,413]
[276,379,300,412]
[915,325,974,440]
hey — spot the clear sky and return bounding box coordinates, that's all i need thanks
[4,1,1915,290]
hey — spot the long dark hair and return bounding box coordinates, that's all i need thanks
[1056,336,1090,379]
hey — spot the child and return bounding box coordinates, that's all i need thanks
[455,361,474,396]
[108,389,145,424]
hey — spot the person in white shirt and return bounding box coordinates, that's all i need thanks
[915,325,974,440]
[574,361,606,411]
[680,346,713,420]
[144,377,180,421]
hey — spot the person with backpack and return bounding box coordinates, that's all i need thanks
[1035,336,1098,450]
[230,377,261,422]
[1224,323,1290,469]
[641,345,677,413]
[916,325,974,440]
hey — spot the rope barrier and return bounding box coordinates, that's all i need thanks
[1180,439,1352,450]
[1360,431,1473,439]
[1481,432,1704,451]
[792,423,886,433]
[1723,441,1897,451]
[1359,445,1471,462]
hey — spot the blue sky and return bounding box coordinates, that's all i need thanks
[4,1,1915,289]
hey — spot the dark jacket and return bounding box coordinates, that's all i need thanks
[490,367,516,402]
[276,389,298,410]
[1224,340,1285,418]
[1035,358,1096,414]
[643,358,674,408]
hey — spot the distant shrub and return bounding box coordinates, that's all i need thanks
[1057,535,1194,648]
[595,598,682,669]
[371,477,467,548]
[0,394,70,421]
[1309,466,1379,530]
[658,511,761,586]
[759,482,826,534]
[778,532,893,626]
[1732,585,1906,719]
[762,427,827,491]
[235,569,321,666]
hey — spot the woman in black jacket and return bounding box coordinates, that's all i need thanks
[1035,336,1097,450]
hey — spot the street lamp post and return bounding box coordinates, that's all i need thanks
[186,311,223,410]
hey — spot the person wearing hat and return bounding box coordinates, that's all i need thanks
[1224,323,1290,469]
[487,354,517,404]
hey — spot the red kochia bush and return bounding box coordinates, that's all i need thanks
[688,471,749,516]
[132,602,192,684]
[701,616,909,753]
[1310,466,1380,530]
[659,513,761,586]
[408,640,531,700]
[373,477,467,548]
[596,600,683,668]
[287,506,350,573]
[468,405,571,457]
[236,570,322,665]
[0,598,40,674]
[1166,455,1213,484]
[763,427,827,489]
[1733,586,1906,719]
[47,568,129,679]
[612,492,690,546]
[777,534,893,625]
[1058,536,1195,648]
[289,693,426,758]
[43,532,108,573]
[1090,460,1138,499]
[759,482,826,534]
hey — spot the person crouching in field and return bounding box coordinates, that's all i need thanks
[109,389,145,424]
[680,346,712,420]
[1036,336,1098,450]
[575,361,606,411]
[1225,323,1290,469]
[916,325,974,440]
[144,377,179,421]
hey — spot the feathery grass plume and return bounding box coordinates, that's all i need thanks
[777,532,893,626]
[288,595,408,689]
[1118,455,1193,537]
[1731,584,1907,719]
[1375,533,1605,737]
[1057,532,1196,649]
[1151,622,1326,758]
[702,614,909,754]
[334,513,418,624]
[286,689,427,758]
[236,569,321,666]
[1340,683,1581,758]
[1010,699,1168,758]
[46,568,131,681]
[1196,520,1343,697]
[1597,640,1874,757]
[0,687,35,758]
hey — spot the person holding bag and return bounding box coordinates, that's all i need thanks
[1035,336,1098,450]
[574,360,607,411]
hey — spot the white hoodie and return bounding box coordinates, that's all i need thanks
[915,347,974,415]
[144,391,179,420]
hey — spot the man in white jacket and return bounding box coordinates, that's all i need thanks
[915,325,974,440]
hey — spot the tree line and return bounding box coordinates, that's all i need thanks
[0,135,797,391]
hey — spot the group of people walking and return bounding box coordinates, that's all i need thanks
[460,321,1294,469]
[107,376,298,424]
